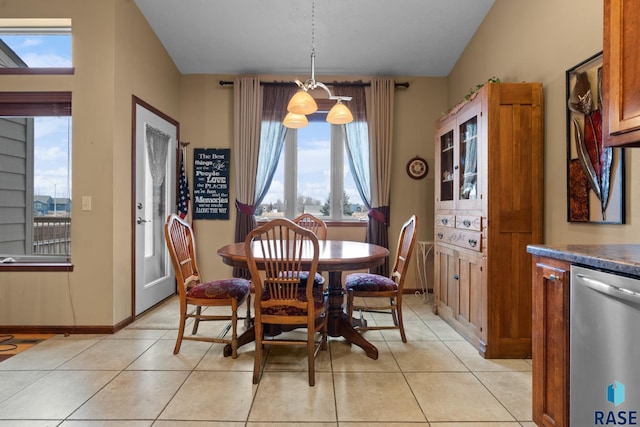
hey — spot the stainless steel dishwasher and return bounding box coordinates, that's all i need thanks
[571,265,640,426]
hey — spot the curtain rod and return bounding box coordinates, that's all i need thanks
[218,80,409,88]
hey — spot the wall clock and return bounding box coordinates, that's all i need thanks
[406,156,428,180]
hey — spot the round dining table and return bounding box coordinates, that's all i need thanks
[217,239,389,360]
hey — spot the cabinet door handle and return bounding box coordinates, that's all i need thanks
[463,219,471,227]
[437,232,443,239]
[468,239,477,247]
[441,218,448,225]
[549,274,557,281]
[454,274,459,280]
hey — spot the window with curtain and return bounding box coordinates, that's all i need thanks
[258,112,367,221]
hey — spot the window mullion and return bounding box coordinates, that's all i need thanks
[330,125,344,219]
[284,129,297,218]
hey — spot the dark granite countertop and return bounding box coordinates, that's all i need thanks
[527,244,640,278]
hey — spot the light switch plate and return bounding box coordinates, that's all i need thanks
[82,196,92,211]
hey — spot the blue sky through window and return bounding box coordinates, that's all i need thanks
[1,34,72,200]
[263,120,364,211]
[33,117,72,199]
[1,34,71,67]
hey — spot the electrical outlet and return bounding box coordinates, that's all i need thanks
[82,196,92,211]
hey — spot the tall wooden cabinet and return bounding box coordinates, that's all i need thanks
[433,82,544,359]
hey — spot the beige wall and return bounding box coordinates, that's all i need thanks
[0,0,181,327]
[4,0,622,328]
[448,0,637,244]
[0,0,438,327]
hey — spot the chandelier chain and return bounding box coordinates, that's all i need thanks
[284,0,353,127]
[311,0,316,56]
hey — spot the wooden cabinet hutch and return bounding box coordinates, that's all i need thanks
[433,82,544,359]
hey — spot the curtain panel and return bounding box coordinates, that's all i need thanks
[254,84,297,206]
[366,78,395,276]
[233,77,262,277]
[333,85,371,211]
[233,80,295,277]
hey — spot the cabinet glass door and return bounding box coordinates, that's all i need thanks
[459,116,478,202]
[439,130,454,204]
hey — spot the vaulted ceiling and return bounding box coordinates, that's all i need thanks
[134,0,495,77]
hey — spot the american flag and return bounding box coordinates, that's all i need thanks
[178,147,190,219]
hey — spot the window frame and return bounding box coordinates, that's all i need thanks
[0,91,73,271]
[276,108,366,223]
[0,19,74,75]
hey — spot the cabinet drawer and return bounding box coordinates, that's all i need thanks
[436,226,483,252]
[435,214,456,228]
[455,215,482,231]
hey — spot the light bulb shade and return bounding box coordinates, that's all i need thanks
[287,90,318,115]
[326,102,354,125]
[283,112,309,128]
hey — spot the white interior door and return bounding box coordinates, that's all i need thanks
[134,102,177,315]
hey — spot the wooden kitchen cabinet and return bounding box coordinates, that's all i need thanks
[454,250,485,342]
[434,245,486,346]
[434,244,456,319]
[531,256,569,427]
[433,82,544,358]
[527,244,640,427]
[603,0,640,147]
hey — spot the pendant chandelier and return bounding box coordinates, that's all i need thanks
[283,0,353,129]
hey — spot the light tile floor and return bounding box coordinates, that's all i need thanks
[0,295,536,426]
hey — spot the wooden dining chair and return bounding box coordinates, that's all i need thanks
[292,213,327,288]
[292,213,327,240]
[164,213,251,358]
[345,215,418,342]
[246,218,328,386]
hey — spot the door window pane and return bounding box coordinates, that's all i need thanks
[440,130,454,202]
[459,117,478,200]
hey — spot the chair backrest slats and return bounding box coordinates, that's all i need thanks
[165,214,202,296]
[391,215,418,288]
[246,218,320,316]
[293,213,327,240]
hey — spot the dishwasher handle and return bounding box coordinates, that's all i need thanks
[577,273,640,307]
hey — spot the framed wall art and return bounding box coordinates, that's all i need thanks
[566,52,625,223]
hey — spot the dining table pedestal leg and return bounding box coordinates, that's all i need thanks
[222,325,255,358]
[326,271,378,360]
[222,271,380,359]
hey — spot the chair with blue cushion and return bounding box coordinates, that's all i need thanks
[164,214,251,358]
[292,213,327,288]
[246,218,328,386]
[345,215,418,343]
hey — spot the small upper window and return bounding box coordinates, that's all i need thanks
[0,18,72,70]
